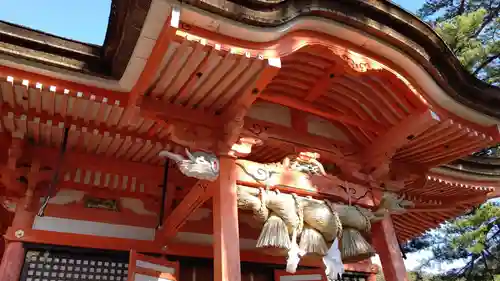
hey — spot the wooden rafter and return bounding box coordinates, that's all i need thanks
[125,7,180,108]
[220,58,281,148]
[28,146,163,183]
[361,109,441,178]
[140,100,222,128]
[43,180,160,201]
[1,103,168,144]
[304,61,343,102]
[222,58,281,119]
[0,66,126,104]
[427,172,500,190]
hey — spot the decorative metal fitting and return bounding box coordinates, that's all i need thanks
[14,229,24,238]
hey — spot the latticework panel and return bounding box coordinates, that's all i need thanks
[335,272,368,281]
[20,247,129,281]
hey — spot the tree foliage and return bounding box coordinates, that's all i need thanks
[403,202,500,280]
[404,3,500,278]
[378,1,499,279]
[418,0,500,85]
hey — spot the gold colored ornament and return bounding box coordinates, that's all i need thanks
[15,229,24,238]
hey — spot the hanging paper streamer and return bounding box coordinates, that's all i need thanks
[323,239,344,280]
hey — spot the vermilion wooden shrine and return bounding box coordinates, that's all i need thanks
[0,1,499,281]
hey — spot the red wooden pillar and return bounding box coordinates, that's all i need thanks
[372,217,409,281]
[0,206,14,260]
[213,156,241,281]
[0,242,25,281]
[0,195,36,281]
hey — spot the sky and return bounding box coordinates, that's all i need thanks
[392,0,427,14]
[0,0,111,45]
[0,0,425,45]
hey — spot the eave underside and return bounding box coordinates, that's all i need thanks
[0,3,498,245]
[177,0,500,120]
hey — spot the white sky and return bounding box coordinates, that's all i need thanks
[371,251,466,275]
[372,199,499,275]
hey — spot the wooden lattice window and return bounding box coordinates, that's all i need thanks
[20,246,129,281]
[336,272,368,281]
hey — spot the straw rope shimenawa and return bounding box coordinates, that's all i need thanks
[237,186,413,269]
[235,153,414,277]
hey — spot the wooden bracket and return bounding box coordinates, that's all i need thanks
[361,110,440,179]
[229,137,263,158]
[304,59,343,102]
[159,180,214,240]
[218,58,281,155]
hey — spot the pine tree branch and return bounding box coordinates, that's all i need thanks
[472,5,500,38]
[457,0,466,15]
[457,228,500,279]
[472,53,500,75]
[481,252,494,281]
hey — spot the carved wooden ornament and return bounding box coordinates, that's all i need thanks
[159,148,220,181]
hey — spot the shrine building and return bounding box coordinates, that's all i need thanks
[0,1,499,281]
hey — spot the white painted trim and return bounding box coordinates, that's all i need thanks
[118,0,171,90]
[174,232,257,249]
[32,216,155,241]
[280,274,323,281]
[168,0,498,126]
[134,273,173,281]
[136,260,176,274]
[431,167,500,183]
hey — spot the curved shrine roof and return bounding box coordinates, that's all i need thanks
[0,0,498,243]
[179,0,500,120]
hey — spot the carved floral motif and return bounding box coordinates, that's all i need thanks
[286,152,326,175]
[330,48,383,74]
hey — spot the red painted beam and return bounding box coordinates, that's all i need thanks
[139,99,222,128]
